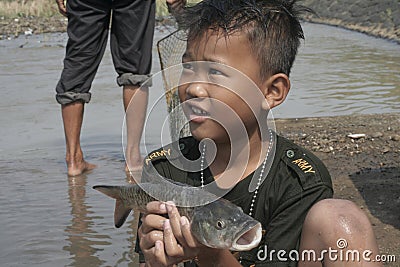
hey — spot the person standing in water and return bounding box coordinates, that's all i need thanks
[55,0,185,176]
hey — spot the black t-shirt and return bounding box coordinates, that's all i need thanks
[136,134,333,266]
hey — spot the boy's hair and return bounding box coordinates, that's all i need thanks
[176,0,311,78]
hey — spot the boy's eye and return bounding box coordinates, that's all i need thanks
[182,62,194,70]
[208,68,225,76]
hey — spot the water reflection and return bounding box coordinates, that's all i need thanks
[120,173,141,267]
[64,174,108,266]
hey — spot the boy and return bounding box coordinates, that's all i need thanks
[136,0,381,266]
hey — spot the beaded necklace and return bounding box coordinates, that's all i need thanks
[199,129,273,217]
[198,130,273,264]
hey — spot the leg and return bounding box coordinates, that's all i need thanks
[62,102,96,176]
[123,85,149,172]
[110,0,155,173]
[299,199,382,267]
[55,0,111,175]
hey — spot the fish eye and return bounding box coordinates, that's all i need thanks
[216,220,226,229]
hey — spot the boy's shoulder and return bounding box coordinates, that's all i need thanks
[143,136,199,167]
[275,135,332,190]
[277,135,324,174]
[144,134,329,173]
[143,134,332,191]
[142,136,199,184]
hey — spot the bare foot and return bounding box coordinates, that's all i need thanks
[126,170,142,184]
[125,165,142,184]
[125,158,143,173]
[67,160,96,176]
[124,151,144,173]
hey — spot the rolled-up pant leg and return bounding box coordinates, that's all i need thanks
[55,0,112,105]
[111,0,156,87]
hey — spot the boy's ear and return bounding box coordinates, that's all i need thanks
[261,73,290,110]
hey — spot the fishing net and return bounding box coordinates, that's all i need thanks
[157,29,191,140]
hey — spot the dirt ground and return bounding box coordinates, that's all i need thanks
[0,16,67,39]
[0,16,176,40]
[276,113,400,265]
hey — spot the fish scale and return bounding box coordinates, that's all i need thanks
[118,183,217,218]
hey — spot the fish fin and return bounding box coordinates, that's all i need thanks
[93,185,120,199]
[93,185,132,228]
[114,200,132,228]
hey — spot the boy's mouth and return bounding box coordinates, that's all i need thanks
[191,106,209,116]
[185,103,210,123]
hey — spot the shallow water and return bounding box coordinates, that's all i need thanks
[0,23,399,267]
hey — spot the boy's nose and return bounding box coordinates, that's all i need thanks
[185,82,209,99]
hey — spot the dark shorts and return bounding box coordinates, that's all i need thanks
[56,0,155,105]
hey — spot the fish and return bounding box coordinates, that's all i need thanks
[93,180,262,251]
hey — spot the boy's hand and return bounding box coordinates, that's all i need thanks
[162,202,204,260]
[138,202,170,266]
[138,201,211,266]
[55,0,67,17]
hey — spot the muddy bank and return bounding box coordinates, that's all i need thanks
[276,112,400,263]
[0,15,67,39]
[302,0,400,43]
[0,15,176,40]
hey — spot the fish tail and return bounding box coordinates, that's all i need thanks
[93,185,132,228]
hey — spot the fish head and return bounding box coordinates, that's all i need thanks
[190,198,262,251]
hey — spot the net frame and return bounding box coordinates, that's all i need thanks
[157,29,191,140]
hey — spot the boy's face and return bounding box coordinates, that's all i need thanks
[178,30,269,142]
